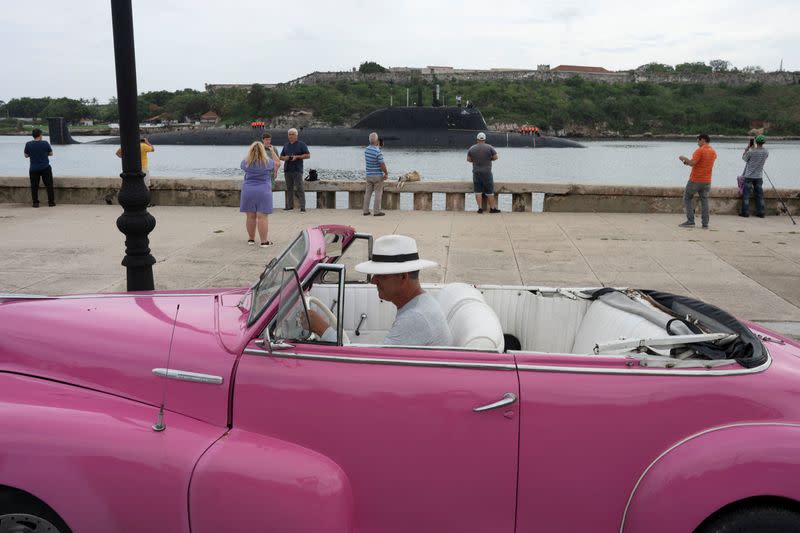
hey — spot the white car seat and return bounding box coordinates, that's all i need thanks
[437,283,505,352]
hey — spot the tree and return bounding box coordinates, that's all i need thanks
[6,97,50,118]
[247,84,267,116]
[636,63,674,74]
[709,59,731,72]
[41,98,88,122]
[742,65,765,74]
[164,93,210,121]
[358,61,387,74]
[675,62,712,74]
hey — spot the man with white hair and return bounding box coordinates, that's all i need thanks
[308,234,452,346]
[280,128,310,211]
[467,132,499,213]
[363,132,388,216]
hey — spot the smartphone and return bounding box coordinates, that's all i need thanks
[749,138,755,147]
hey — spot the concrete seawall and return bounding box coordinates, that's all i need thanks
[1,176,798,215]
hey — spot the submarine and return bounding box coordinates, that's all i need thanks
[83,105,584,148]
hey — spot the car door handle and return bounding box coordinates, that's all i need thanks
[473,392,517,412]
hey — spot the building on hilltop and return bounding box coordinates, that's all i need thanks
[205,83,276,92]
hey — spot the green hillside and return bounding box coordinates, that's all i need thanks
[3,77,800,136]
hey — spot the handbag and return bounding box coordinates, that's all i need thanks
[305,169,319,182]
[736,175,745,196]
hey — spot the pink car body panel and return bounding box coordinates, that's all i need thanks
[189,428,354,533]
[2,224,800,533]
[0,373,224,533]
[623,423,800,532]
[0,293,235,427]
[514,341,800,532]
[235,341,520,533]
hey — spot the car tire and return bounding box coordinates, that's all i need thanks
[0,490,72,533]
[697,505,800,533]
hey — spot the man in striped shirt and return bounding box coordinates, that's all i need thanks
[363,132,388,216]
[740,135,769,218]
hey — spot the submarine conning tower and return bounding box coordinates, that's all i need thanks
[353,105,488,131]
[47,117,79,145]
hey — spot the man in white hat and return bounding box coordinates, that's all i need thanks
[308,235,453,347]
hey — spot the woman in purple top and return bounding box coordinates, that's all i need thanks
[240,141,279,247]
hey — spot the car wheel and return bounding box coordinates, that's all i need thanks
[0,492,71,533]
[697,505,800,533]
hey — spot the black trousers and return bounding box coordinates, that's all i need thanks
[29,165,55,206]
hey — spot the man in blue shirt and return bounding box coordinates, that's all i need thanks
[279,128,311,212]
[23,128,55,207]
[363,132,388,216]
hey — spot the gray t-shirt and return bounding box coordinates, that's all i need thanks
[384,292,453,347]
[467,143,497,173]
[742,148,769,179]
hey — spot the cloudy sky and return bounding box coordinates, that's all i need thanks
[1,0,796,102]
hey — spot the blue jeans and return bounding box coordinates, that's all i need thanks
[741,178,764,216]
[683,181,710,226]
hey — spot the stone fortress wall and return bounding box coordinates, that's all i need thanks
[278,68,800,88]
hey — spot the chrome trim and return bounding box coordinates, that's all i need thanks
[270,342,295,350]
[473,392,518,412]
[243,348,515,371]
[517,354,770,377]
[594,333,736,354]
[152,368,224,385]
[0,292,219,300]
[620,421,800,533]
[355,313,367,336]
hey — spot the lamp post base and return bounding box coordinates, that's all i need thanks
[116,170,156,291]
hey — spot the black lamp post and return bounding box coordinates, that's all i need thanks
[110,0,156,291]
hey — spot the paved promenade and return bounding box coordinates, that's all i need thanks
[1,204,799,337]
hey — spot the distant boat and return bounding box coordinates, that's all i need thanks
[86,106,585,148]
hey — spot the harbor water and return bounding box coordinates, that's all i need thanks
[3,135,799,211]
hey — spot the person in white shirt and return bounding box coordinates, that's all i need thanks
[308,235,453,347]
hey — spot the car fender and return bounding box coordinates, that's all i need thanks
[0,373,226,533]
[189,428,354,533]
[621,423,800,533]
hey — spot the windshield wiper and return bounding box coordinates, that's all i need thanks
[594,333,739,354]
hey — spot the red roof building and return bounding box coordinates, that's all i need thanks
[200,111,221,124]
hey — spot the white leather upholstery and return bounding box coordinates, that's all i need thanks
[571,300,668,354]
[436,283,504,352]
[481,288,590,353]
[308,284,394,343]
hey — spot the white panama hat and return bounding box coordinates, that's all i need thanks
[355,235,438,275]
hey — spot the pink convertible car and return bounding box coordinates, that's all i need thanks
[2,224,800,533]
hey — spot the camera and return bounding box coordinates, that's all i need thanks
[749,138,755,147]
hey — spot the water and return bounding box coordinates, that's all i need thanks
[4,135,798,210]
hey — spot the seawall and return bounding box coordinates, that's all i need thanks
[2,177,798,215]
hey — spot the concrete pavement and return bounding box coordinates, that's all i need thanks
[1,203,799,336]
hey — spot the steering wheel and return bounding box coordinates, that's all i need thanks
[306,296,350,344]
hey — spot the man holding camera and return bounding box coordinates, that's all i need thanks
[739,135,769,218]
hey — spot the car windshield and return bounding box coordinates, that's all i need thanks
[247,232,309,325]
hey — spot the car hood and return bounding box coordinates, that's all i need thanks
[0,291,240,427]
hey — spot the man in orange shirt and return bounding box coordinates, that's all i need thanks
[678,133,717,229]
